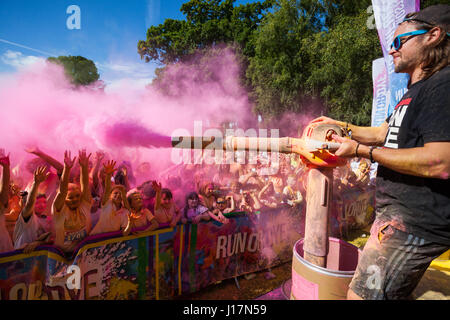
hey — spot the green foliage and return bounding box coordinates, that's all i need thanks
[248,1,381,124]
[138,0,274,64]
[421,0,447,8]
[303,11,381,125]
[246,0,311,117]
[47,55,99,86]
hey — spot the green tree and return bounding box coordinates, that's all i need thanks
[137,0,274,65]
[246,0,312,118]
[247,1,380,124]
[47,55,100,86]
[303,11,382,125]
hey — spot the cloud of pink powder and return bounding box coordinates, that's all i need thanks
[0,47,257,177]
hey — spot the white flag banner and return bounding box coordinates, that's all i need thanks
[371,0,420,124]
[371,58,389,127]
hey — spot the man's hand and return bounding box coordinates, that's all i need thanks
[152,181,162,193]
[114,184,126,193]
[0,153,10,167]
[192,215,201,224]
[64,150,76,168]
[218,212,229,224]
[95,150,106,161]
[332,135,358,158]
[310,116,341,126]
[34,166,50,184]
[23,241,40,254]
[102,160,117,176]
[78,149,92,168]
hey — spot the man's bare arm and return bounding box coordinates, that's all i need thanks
[22,166,49,220]
[26,147,64,174]
[101,160,116,206]
[53,151,75,213]
[0,154,10,209]
[333,135,450,179]
[78,149,92,203]
[359,142,450,179]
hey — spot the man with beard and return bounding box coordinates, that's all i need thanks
[313,5,450,299]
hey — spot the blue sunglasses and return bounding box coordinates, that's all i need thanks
[390,29,429,50]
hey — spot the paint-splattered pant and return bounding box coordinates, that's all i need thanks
[349,216,449,300]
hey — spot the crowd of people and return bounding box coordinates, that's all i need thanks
[0,146,373,256]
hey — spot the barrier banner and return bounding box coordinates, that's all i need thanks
[0,189,375,300]
[181,208,301,294]
[0,246,66,300]
[0,228,176,300]
[341,188,376,230]
[371,0,420,120]
[0,208,302,300]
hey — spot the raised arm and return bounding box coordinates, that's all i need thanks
[120,166,131,191]
[78,149,92,204]
[101,160,117,206]
[152,181,162,211]
[90,150,105,194]
[22,166,49,220]
[25,147,64,175]
[53,151,76,213]
[0,153,10,210]
[116,184,132,236]
[224,196,235,213]
[119,186,132,213]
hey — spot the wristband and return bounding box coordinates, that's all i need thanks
[344,122,353,139]
[369,146,376,163]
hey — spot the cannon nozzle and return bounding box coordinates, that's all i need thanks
[171,135,293,154]
[171,136,219,149]
[171,122,347,168]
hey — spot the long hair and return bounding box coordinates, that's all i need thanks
[161,188,173,200]
[403,12,449,80]
[183,191,199,218]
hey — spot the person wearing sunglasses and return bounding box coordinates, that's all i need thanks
[312,4,449,300]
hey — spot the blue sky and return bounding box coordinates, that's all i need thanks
[0,0,255,88]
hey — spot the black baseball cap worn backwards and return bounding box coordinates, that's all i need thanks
[403,4,450,36]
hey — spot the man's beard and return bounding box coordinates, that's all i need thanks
[394,59,410,73]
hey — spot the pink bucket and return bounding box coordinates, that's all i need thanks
[291,237,362,300]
